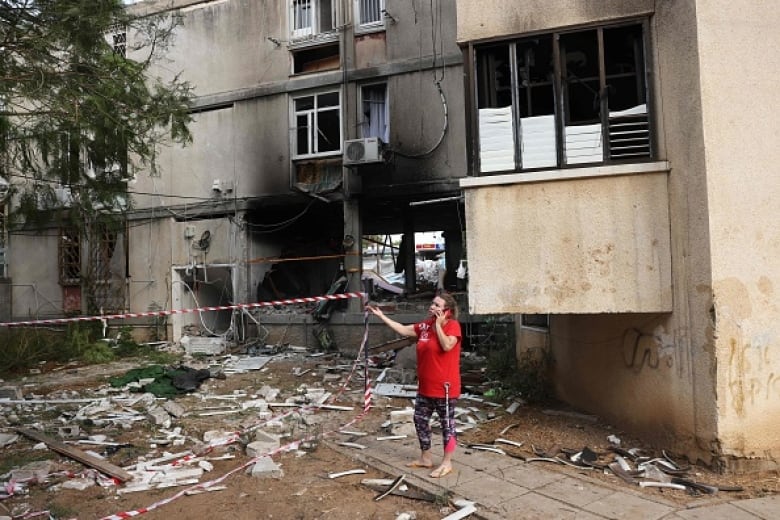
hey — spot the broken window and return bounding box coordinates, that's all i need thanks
[59,228,81,285]
[474,21,650,173]
[292,42,340,74]
[290,0,337,39]
[356,0,384,29]
[292,90,342,158]
[360,83,388,142]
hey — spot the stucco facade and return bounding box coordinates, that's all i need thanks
[457,0,780,470]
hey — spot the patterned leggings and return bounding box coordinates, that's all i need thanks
[414,394,458,453]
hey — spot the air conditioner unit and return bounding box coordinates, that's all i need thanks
[343,137,384,166]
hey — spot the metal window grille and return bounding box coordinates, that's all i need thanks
[59,228,81,285]
[359,0,382,25]
[108,23,126,57]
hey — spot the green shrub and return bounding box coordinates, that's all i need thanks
[0,323,179,378]
[81,341,116,364]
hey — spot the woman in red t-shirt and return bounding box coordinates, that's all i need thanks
[367,293,461,478]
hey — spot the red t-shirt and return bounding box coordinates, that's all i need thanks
[414,317,462,398]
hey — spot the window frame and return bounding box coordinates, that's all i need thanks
[289,0,339,41]
[471,19,654,175]
[354,0,385,32]
[59,227,81,286]
[291,89,343,160]
[359,82,389,142]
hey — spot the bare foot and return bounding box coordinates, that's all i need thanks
[406,460,433,468]
[430,465,453,478]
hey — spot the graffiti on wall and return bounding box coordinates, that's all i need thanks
[622,325,676,373]
[727,336,777,416]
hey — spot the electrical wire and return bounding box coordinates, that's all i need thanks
[170,278,230,338]
[389,0,448,159]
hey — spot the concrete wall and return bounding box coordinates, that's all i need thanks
[695,0,780,468]
[456,0,654,43]
[9,231,63,319]
[135,0,289,94]
[464,167,672,314]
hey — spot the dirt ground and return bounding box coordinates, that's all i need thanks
[1,352,778,519]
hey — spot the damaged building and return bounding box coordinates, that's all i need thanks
[3,0,780,475]
[6,0,469,347]
[457,0,780,472]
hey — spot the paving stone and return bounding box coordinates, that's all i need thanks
[734,496,780,519]
[583,490,675,519]
[536,475,614,508]
[450,472,530,508]
[444,464,487,486]
[489,491,606,519]
[459,448,521,472]
[674,502,764,519]
[490,462,565,490]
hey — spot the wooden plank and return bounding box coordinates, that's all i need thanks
[368,337,414,354]
[15,428,134,482]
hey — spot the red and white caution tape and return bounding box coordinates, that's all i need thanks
[0,292,367,328]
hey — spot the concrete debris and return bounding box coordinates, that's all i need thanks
[328,468,366,479]
[0,432,18,447]
[0,385,22,400]
[338,430,367,436]
[0,348,607,512]
[443,499,477,520]
[246,430,281,457]
[389,422,417,437]
[9,460,53,483]
[60,477,96,490]
[494,438,523,449]
[505,401,522,414]
[163,400,186,417]
[247,456,283,479]
[147,406,172,427]
[337,441,367,450]
[224,355,272,373]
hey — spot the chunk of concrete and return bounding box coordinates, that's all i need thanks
[148,406,171,427]
[0,386,22,399]
[0,433,19,447]
[61,478,96,490]
[390,422,417,437]
[163,400,186,418]
[246,430,281,457]
[247,456,283,479]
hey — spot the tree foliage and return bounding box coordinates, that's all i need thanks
[0,0,192,225]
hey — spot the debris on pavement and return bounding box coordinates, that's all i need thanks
[0,344,749,518]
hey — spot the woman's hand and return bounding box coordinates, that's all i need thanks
[366,304,384,318]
